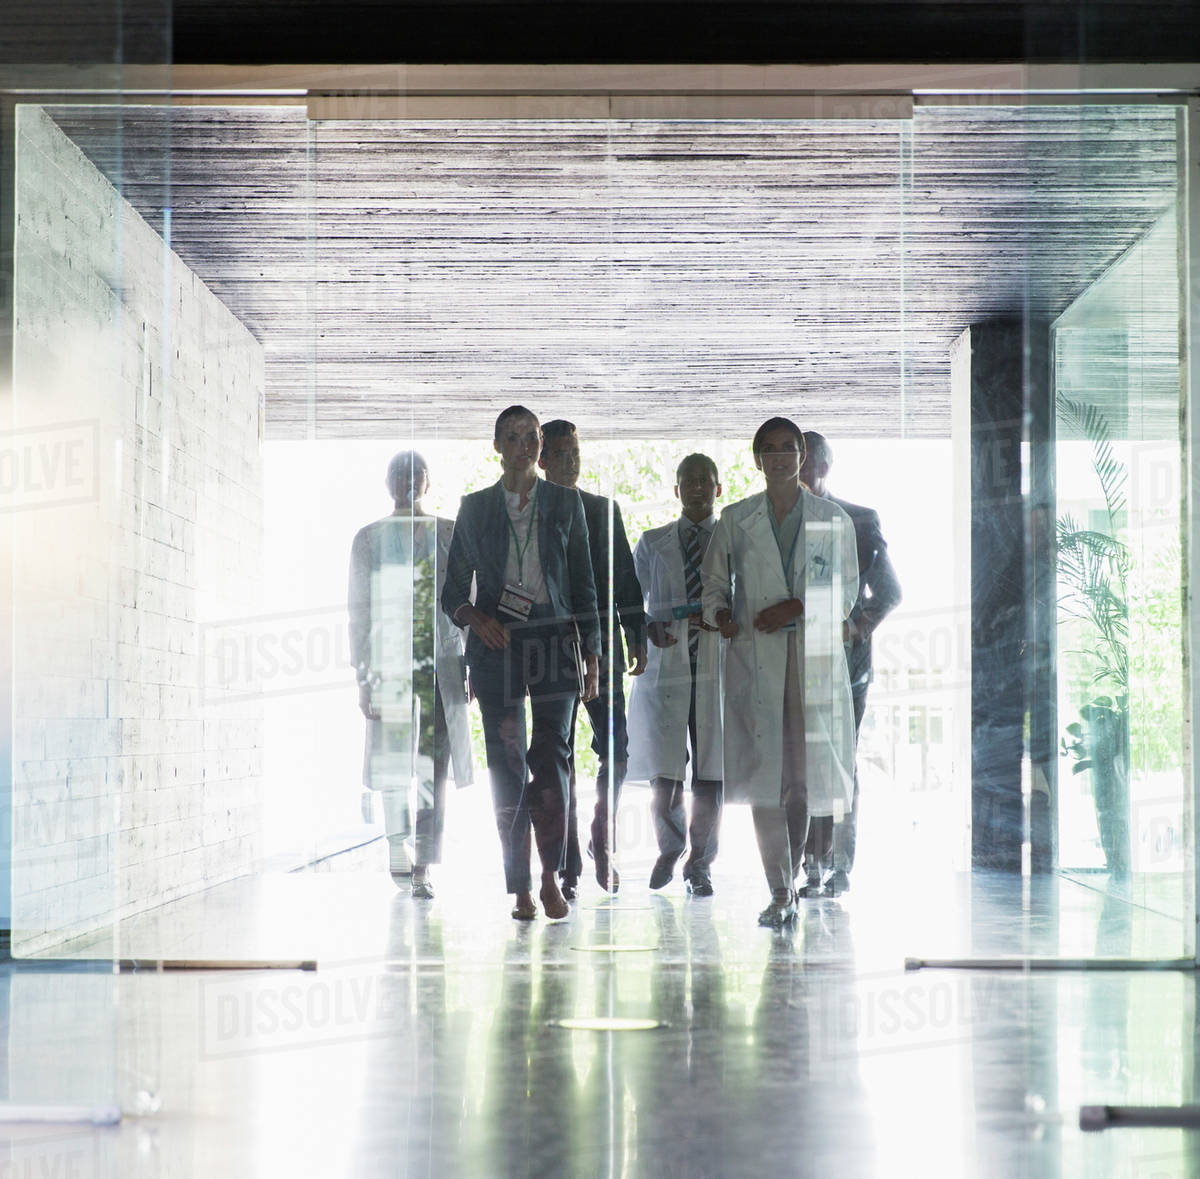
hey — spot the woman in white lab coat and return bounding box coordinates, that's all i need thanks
[701,419,858,927]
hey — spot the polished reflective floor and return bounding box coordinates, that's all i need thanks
[2,807,1198,1178]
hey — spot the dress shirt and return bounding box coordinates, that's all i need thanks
[503,480,550,605]
[677,513,716,561]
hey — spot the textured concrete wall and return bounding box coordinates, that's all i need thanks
[11,107,264,953]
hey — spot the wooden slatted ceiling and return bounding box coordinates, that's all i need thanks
[46,103,1178,440]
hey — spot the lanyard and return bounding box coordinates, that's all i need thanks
[505,482,539,585]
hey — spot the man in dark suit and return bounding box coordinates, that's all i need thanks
[442,406,601,921]
[539,419,646,896]
[800,430,902,896]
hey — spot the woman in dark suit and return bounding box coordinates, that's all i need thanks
[442,406,600,921]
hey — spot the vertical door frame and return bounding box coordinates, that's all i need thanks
[1182,98,1200,964]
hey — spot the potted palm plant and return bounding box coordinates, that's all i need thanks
[1056,395,1130,875]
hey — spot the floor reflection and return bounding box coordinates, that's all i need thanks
[0,864,1197,1177]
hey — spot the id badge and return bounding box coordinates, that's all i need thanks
[498,582,535,620]
[671,601,701,620]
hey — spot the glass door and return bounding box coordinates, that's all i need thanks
[1054,203,1189,936]
[901,100,1191,961]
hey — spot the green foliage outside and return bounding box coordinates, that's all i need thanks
[1056,397,1131,792]
[1126,541,1183,773]
[1056,396,1182,788]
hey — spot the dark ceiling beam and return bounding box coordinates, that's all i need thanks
[5,3,1200,68]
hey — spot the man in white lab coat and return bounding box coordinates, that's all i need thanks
[702,419,858,927]
[626,454,724,896]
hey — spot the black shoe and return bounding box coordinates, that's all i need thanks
[758,891,797,928]
[648,855,678,890]
[826,869,850,896]
[685,873,714,898]
[410,867,434,899]
[795,873,826,899]
[587,840,619,894]
[560,878,578,901]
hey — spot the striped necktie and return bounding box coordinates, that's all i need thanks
[684,523,704,664]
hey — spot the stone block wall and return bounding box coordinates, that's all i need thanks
[11,107,264,953]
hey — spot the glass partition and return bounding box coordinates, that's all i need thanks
[5,94,1194,1173]
[900,101,1191,961]
[5,96,139,1132]
[1054,206,1189,928]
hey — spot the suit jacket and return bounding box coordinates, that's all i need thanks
[577,488,646,668]
[441,477,602,660]
[826,493,902,690]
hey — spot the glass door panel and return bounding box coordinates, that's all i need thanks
[902,101,1191,960]
[1054,201,1189,934]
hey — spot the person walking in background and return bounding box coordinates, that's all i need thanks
[539,419,646,897]
[442,406,600,921]
[800,430,902,896]
[702,419,858,928]
[626,454,724,898]
[349,450,474,899]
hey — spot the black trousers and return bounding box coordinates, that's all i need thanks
[471,611,577,894]
[751,785,811,893]
[650,671,722,879]
[562,649,627,882]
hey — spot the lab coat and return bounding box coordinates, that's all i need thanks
[625,520,724,784]
[348,514,474,791]
[701,489,858,814]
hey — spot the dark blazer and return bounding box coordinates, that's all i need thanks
[441,477,602,660]
[577,488,646,668]
[827,493,902,690]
